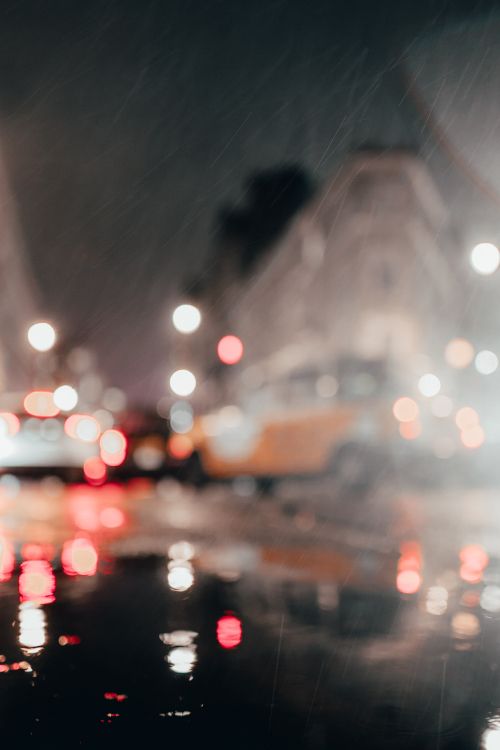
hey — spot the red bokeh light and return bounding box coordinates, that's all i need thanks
[100,507,125,529]
[217,335,244,365]
[19,560,55,604]
[459,544,488,571]
[396,569,421,595]
[100,429,127,455]
[216,614,242,649]
[83,456,107,485]
[24,391,59,418]
[62,538,98,577]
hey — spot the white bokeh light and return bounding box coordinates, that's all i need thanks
[169,369,196,397]
[475,349,498,375]
[172,304,201,334]
[470,242,500,275]
[53,385,78,411]
[418,373,441,397]
[27,322,56,352]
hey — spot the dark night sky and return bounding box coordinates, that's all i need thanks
[0,0,496,402]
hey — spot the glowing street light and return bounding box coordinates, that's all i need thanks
[169,369,196,397]
[470,242,500,275]
[27,322,56,352]
[172,304,201,334]
[53,385,78,411]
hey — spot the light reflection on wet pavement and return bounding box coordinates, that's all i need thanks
[0,478,499,747]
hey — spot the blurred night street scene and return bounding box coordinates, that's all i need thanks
[4,1,500,747]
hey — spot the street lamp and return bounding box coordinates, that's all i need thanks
[27,322,56,352]
[169,369,196,397]
[172,304,201,334]
[470,243,500,275]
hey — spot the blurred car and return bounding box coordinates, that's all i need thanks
[0,411,98,480]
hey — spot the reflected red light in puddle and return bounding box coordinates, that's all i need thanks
[21,543,54,561]
[216,614,242,649]
[19,560,55,604]
[59,635,81,646]
[397,541,422,594]
[62,538,98,576]
[100,507,125,529]
[83,457,107,485]
[104,692,127,702]
[0,536,15,582]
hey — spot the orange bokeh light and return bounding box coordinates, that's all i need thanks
[460,425,485,449]
[455,407,479,431]
[399,420,421,440]
[167,434,193,460]
[392,397,419,423]
[24,391,59,418]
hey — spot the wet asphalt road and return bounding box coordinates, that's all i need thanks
[0,476,498,747]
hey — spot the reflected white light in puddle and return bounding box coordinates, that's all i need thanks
[167,562,194,592]
[168,541,194,562]
[481,585,500,613]
[425,586,448,616]
[167,645,197,674]
[160,630,198,647]
[482,722,500,750]
[18,602,47,655]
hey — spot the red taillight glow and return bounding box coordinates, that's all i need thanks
[83,456,107,484]
[24,391,59,418]
[19,560,55,604]
[62,538,98,576]
[459,544,488,583]
[21,543,54,561]
[217,335,244,365]
[216,614,242,649]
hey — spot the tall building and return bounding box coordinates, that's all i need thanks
[197,150,458,406]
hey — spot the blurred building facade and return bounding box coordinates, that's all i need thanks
[0,151,39,395]
[192,150,458,406]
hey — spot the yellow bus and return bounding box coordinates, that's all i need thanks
[189,357,403,487]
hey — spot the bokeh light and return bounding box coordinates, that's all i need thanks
[83,456,107,484]
[27,322,56,352]
[399,420,421,440]
[455,407,479,431]
[53,385,78,411]
[169,401,194,434]
[396,569,421,594]
[475,350,498,375]
[216,614,242,649]
[445,338,475,369]
[18,602,47,653]
[392,397,419,423]
[217,335,244,365]
[431,395,453,418]
[62,538,98,576]
[167,434,193,460]
[167,563,194,592]
[470,242,500,275]
[24,391,59,418]
[418,373,441,397]
[169,369,196,397]
[172,304,201,334]
[75,415,100,443]
[460,425,485,449]
[19,560,55,604]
